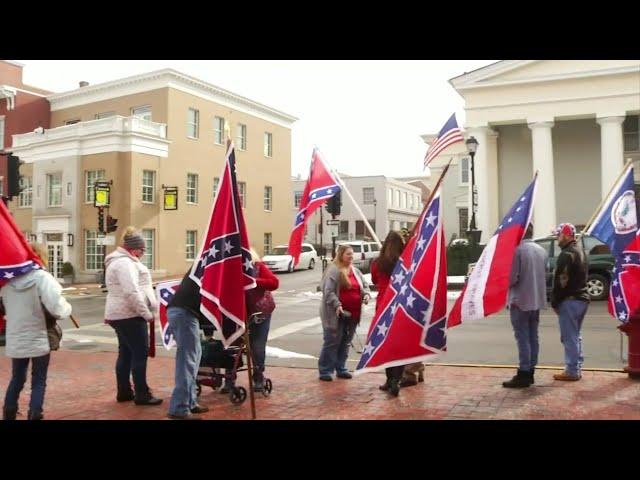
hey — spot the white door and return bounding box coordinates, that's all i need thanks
[47,241,64,279]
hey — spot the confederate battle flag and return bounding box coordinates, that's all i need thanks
[155,279,180,350]
[0,198,42,287]
[189,141,256,347]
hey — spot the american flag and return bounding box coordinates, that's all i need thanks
[189,140,257,347]
[584,164,639,322]
[424,113,464,168]
[355,191,448,374]
[448,176,537,327]
[288,148,340,266]
[156,280,180,350]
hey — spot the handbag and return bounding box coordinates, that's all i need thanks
[42,303,63,351]
[246,288,276,315]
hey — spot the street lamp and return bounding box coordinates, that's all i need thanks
[372,198,377,239]
[465,136,481,245]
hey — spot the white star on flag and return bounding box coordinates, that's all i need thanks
[209,244,219,258]
[223,240,232,254]
[410,261,417,272]
[613,280,619,287]
[516,207,521,212]
[377,323,389,337]
[393,271,406,284]
[363,343,374,356]
[520,197,525,202]
[3,272,15,279]
[619,311,628,321]
[399,284,408,296]
[243,258,253,271]
[327,188,332,194]
[425,212,437,226]
[625,255,632,263]
[416,236,426,250]
[616,295,623,303]
[508,217,513,223]
[406,292,416,308]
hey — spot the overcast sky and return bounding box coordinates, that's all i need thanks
[16,60,496,178]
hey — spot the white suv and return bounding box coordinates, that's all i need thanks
[263,243,318,272]
[336,241,380,273]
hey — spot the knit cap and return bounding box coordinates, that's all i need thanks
[123,232,146,250]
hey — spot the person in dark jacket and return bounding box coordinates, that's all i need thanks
[550,223,590,381]
[166,269,210,420]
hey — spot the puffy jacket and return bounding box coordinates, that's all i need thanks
[104,247,156,321]
[0,269,72,358]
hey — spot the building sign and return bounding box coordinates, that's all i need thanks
[163,186,178,210]
[94,183,111,207]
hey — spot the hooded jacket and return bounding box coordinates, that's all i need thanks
[0,269,72,358]
[104,247,156,321]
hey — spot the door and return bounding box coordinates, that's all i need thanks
[45,233,65,279]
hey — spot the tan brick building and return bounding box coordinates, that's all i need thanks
[9,69,297,282]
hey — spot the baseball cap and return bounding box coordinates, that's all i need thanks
[552,223,576,237]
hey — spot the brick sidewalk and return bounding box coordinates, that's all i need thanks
[1,351,639,420]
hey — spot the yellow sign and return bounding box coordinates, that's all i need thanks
[95,187,110,207]
[164,188,178,210]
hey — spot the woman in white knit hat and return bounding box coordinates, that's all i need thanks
[104,226,162,406]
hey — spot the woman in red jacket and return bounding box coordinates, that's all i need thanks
[370,231,405,396]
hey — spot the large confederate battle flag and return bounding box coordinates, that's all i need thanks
[448,176,538,327]
[155,279,180,350]
[0,198,42,287]
[189,141,256,347]
[288,148,340,266]
[584,164,640,321]
[355,191,448,374]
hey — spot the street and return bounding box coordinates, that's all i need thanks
[40,267,628,371]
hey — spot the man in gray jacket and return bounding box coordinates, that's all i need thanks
[503,224,548,388]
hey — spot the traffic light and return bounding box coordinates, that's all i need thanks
[325,190,342,217]
[98,207,105,234]
[106,215,118,233]
[7,155,23,199]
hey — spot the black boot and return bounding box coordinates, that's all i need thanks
[502,370,532,388]
[253,371,265,392]
[388,378,400,397]
[134,389,163,406]
[117,384,135,402]
[530,368,535,385]
[379,379,391,391]
[3,406,18,421]
[28,410,43,421]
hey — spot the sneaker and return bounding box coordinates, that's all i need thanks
[167,412,202,420]
[336,372,353,379]
[319,375,333,382]
[553,372,581,381]
[253,379,265,392]
[190,404,209,414]
[134,391,163,406]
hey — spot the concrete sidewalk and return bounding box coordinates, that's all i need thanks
[1,351,639,420]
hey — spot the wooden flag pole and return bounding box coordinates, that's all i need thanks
[243,325,257,420]
[410,157,454,238]
[582,159,634,235]
[70,314,80,329]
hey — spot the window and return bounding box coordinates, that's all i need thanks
[213,177,220,199]
[132,105,152,121]
[47,173,62,207]
[371,243,380,252]
[294,191,303,208]
[141,229,154,269]
[0,116,5,149]
[458,208,469,236]
[264,186,272,211]
[263,233,272,255]
[186,173,198,204]
[214,117,225,144]
[356,220,376,239]
[18,176,32,207]
[624,115,639,152]
[363,187,375,205]
[85,170,105,203]
[460,157,470,185]
[583,236,611,255]
[187,108,199,138]
[95,112,115,119]
[186,230,197,260]
[65,119,80,125]
[85,230,105,270]
[238,182,247,208]
[403,192,407,209]
[339,220,349,240]
[142,170,156,203]
[237,123,247,150]
[264,132,272,157]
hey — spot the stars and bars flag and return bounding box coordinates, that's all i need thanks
[189,140,257,347]
[288,148,340,266]
[155,279,180,350]
[448,175,538,327]
[355,190,448,374]
[0,196,42,287]
[583,163,639,322]
[423,113,465,168]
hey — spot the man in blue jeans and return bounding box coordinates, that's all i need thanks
[166,270,210,420]
[550,223,590,381]
[503,224,548,388]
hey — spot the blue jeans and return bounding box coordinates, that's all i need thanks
[168,307,202,416]
[110,318,150,396]
[510,305,540,371]
[249,314,271,378]
[4,354,50,417]
[558,299,588,376]
[318,319,356,376]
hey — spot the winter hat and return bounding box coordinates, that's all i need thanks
[122,227,146,250]
[553,223,576,237]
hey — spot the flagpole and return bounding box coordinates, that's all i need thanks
[331,170,382,248]
[70,314,80,329]
[582,159,634,234]
[243,326,257,420]
[410,157,454,238]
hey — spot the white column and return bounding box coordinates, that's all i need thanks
[466,126,499,243]
[596,115,625,199]
[529,121,556,236]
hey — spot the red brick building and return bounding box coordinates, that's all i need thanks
[0,60,51,197]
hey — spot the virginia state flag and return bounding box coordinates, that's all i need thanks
[448,175,538,327]
[189,140,257,347]
[288,148,340,266]
[355,190,448,374]
[0,198,42,287]
[584,164,639,322]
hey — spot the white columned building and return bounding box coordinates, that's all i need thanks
[529,121,557,235]
[597,115,626,197]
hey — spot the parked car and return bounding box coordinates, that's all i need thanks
[464,234,614,301]
[262,243,318,273]
[336,240,380,273]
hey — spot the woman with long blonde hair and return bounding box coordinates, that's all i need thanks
[318,244,370,381]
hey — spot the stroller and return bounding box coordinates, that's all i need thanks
[196,312,273,404]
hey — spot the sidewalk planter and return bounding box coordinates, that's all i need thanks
[62,262,75,285]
